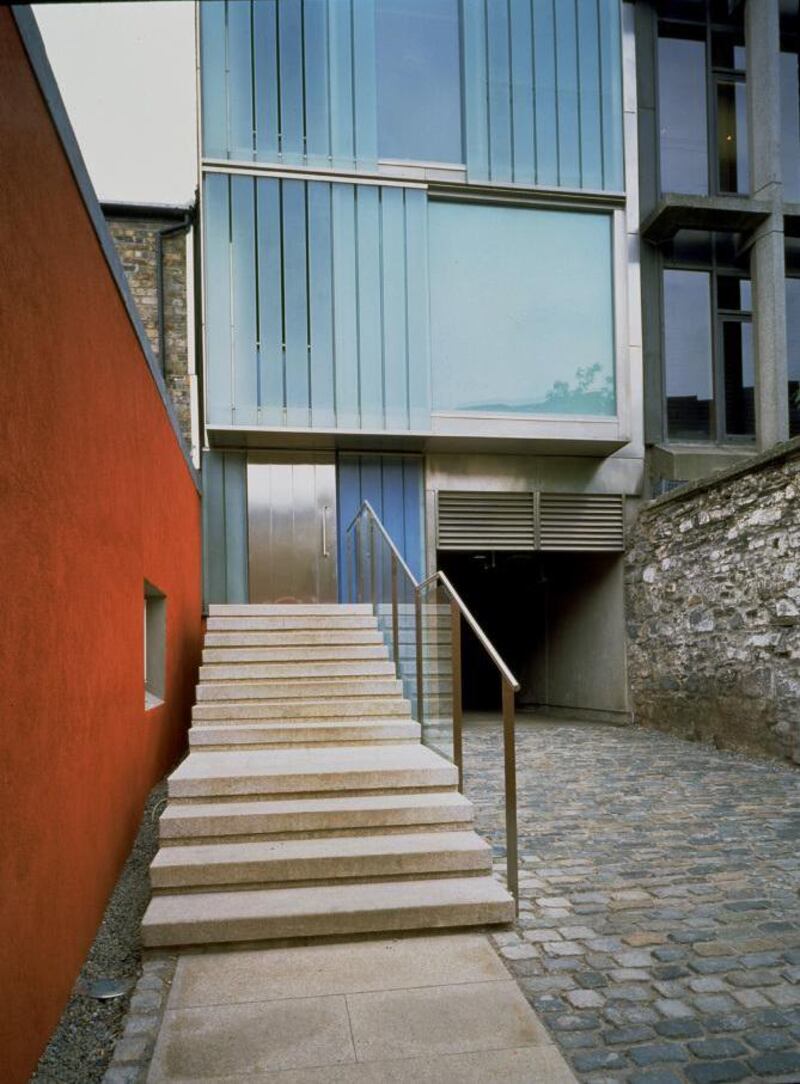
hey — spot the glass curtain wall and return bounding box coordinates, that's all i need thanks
[662,231,754,443]
[657,3,748,196]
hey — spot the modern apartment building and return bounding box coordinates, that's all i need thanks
[636,0,800,491]
[197,0,641,721]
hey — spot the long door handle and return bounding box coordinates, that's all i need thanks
[322,505,330,558]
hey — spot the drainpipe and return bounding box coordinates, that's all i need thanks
[155,211,193,378]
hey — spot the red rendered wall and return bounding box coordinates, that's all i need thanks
[0,12,202,1081]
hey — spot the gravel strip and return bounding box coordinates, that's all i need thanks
[31,781,167,1084]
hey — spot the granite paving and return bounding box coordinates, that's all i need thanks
[457,716,800,1084]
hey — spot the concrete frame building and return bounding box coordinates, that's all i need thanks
[197,0,644,722]
[636,0,800,491]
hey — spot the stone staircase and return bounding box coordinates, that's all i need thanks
[141,604,515,948]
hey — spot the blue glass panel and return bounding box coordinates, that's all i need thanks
[555,0,580,188]
[486,0,513,183]
[222,452,249,601]
[255,178,283,425]
[663,269,713,440]
[230,176,258,424]
[598,0,623,191]
[658,37,708,195]
[462,0,490,181]
[577,0,603,191]
[331,184,359,426]
[781,52,800,203]
[281,180,310,425]
[429,201,616,415]
[336,456,362,594]
[356,187,383,429]
[303,0,331,166]
[253,0,279,161]
[278,0,304,165]
[203,173,232,424]
[532,0,558,187]
[200,1,227,159]
[307,182,335,427]
[376,0,462,164]
[509,0,535,185]
[227,0,254,159]
[329,0,355,168]
[404,188,431,430]
[380,188,409,429]
[401,457,424,580]
[353,0,378,168]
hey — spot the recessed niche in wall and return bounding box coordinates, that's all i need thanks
[144,581,166,710]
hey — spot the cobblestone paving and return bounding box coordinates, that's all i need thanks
[459,718,800,1084]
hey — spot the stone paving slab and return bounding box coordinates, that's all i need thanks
[141,933,574,1082]
[462,717,800,1084]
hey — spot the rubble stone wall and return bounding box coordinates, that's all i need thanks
[626,437,800,763]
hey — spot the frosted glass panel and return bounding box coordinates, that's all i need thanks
[376,0,462,163]
[429,202,616,416]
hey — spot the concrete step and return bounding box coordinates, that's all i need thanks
[206,615,377,631]
[204,630,385,648]
[158,792,474,843]
[188,720,421,749]
[150,831,492,890]
[202,645,390,664]
[192,697,412,723]
[141,875,515,947]
[208,604,372,616]
[196,677,403,703]
[199,661,396,682]
[168,745,458,800]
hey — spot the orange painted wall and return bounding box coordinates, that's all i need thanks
[0,12,202,1082]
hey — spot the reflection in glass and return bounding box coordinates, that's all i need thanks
[788,279,800,437]
[376,0,462,164]
[664,270,713,440]
[658,36,708,194]
[428,203,615,416]
[722,320,755,437]
[781,52,800,202]
[717,81,749,193]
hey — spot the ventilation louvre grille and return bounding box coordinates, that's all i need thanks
[436,491,625,552]
[437,491,535,551]
[539,493,625,552]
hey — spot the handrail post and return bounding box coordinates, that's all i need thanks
[369,517,377,610]
[346,528,353,604]
[415,588,424,731]
[354,517,363,604]
[502,680,519,912]
[450,598,463,792]
[390,553,400,671]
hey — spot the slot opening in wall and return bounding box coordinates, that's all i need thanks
[144,580,166,710]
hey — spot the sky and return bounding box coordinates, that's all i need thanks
[33,1,197,206]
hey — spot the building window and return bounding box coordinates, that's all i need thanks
[662,231,753,443]
[657,5,748,196]
[144,582,166,709]
[781,43,800,202]
[428,201,616,416]
[788,278,800,438]
[376,0,462,165]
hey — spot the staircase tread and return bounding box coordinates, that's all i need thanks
[143,875,513,927]
[171,744,454,781]
[160,792,473,822]
[151,830,490,869]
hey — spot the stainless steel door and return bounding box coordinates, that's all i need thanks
[246,453,337,603]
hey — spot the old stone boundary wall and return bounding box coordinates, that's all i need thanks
[626,436,800,763]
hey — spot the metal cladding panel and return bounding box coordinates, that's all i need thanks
[199,0,377,171]
[437,491,536,551]
[436,490,625,552]
[203,174,431,431]
[202,450,249,604]
[538,493,625,552]
[462,0,624,191]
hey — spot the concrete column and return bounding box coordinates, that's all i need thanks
[746,0,789,449]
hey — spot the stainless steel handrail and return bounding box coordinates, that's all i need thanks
[417,570,520,692]
[346,500,520,909]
